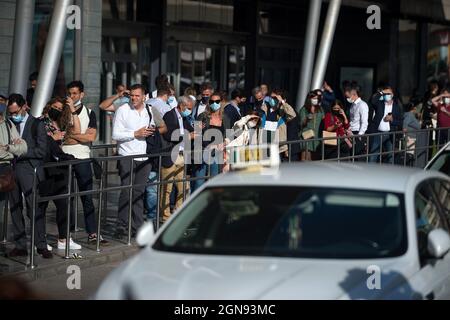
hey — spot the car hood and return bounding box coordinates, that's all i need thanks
[96,249,417,300]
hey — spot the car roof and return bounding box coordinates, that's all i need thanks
[206,162,448,193]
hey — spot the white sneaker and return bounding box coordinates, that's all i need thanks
[57,238,82,250]
[35,244,53,251]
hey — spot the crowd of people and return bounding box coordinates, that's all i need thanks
[0,72,449,260]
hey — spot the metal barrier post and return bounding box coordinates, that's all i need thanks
[426,129,431,161]
[102,147,109,226]
[127,157,134,246]
[379,135,383,164]
[392,132,396,165]
[96,160,105,253]
[365,136,369,163]
[337,137,341,163]
[2,200,8,244]
[183,163,187,202]
[74,177,79,232]
[64,164,73,259]
[30,168,38,269]
[404,134,408,167]
[352,136,356,163]
[156,155,162,231]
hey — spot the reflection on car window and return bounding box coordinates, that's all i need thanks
[415,181,448,259]
[154,187,407,259]
[429,151,450,175]
[430,180,450,230]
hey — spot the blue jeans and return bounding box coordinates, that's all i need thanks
[369,133,394,164]
[191,162,220,193]
[145,171,158,221]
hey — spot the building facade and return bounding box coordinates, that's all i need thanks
[2,0,450,141]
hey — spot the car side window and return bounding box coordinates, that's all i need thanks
[415,181,447,262]
[430,179,450,229]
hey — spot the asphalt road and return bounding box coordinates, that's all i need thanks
[27,261,121,300]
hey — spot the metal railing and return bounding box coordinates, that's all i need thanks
[2,126,449,268]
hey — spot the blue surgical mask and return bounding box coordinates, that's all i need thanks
[168,96,178,109]
[180,109,192,118]
[383,94,393,102]
[269,97,279,108]
[10,113,25,124]
[210,102,221,112]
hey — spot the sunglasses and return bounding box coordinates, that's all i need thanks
[209,100,221,104]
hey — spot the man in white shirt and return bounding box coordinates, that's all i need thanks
[112,84,167,237]
[346,85,369,157]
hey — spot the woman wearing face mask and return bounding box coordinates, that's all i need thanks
[39,97,82,250]
[0,103,27,232]
[299,92,325,161]
[431,88,450,146]
[323,100,352,159]
[192,94,226,191]
[222,112,262,172]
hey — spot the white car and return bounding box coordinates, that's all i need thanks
[95,163,450,300]
[426,142,450,176]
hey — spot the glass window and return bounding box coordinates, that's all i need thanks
[258,3,306,37]
[31,1,75,99]
[166,0,234,31]
[428,151,450,175]
[154,187,407,259]
[398,20,417,103]
[427,24,450,88]
[430,179,450,225]
[415,181,448,259]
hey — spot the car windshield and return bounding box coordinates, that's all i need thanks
[153,187,407,259]
[428,151,450,175]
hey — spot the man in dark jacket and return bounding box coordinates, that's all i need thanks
[223,89,244,130]
[160,96,195,223]
[368,86,403,164]
[7,94,52,259]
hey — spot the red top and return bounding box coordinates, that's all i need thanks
[324,113,350,137]
[438,103,450,128]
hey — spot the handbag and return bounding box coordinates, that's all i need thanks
[0,121,16,192]
[322,131,338,146]
[302,129,315,140]
[0,164,15,192]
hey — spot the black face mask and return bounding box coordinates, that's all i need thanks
[48,108,62,121]
[255,100,263,108]
[201,96,210,104]
[332,110,340,116]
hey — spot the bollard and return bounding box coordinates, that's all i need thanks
[65,164,73,259]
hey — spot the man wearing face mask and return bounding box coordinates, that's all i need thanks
[160,96,195,223]
[63,81,108,245]
[368,86,403,164]
[431,87,450,145]
[345,85,369,158]
[0,101,27,247]
[6,94,52,259]
[260,89,297,157]
[192,82,214,120]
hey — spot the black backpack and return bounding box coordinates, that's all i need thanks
[145,105,163,169]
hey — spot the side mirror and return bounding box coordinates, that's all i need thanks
[427,229,450,259]
[136,222,156,248]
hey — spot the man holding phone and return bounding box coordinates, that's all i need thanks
[112,84,167,238]
[368,86,402,163]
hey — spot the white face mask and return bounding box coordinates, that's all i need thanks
[247,121,258,128]
[346,98,354,104]
[74,100,82,107]
[444,98,450,105]
[311,99,319,106]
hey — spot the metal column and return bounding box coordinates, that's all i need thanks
[105,72,114,144]
[296,0,322,111]
[9,0,36,96]
[31,0,74,117]
[311,0,342,91]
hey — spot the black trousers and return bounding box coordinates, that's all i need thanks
[9,163,47,250]
[117,159,152,233]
